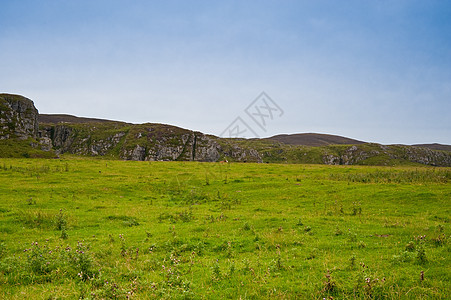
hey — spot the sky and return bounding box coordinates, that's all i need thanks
[1,0,450,144]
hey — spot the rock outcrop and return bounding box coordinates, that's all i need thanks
[39,123,129,156]
[37,120,264,162]
[0,94,39,140]
[1,93,450,166]
[319,144,451,167]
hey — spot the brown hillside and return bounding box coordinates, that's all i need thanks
[39,114,128,124]
[268,133,365,146]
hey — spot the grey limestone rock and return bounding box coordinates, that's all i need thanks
[0,94,39,140]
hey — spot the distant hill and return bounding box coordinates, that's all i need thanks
[39,114,127,124]
[268,133,365,146]
[413,143,451,152]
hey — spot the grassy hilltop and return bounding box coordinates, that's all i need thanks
[0,158,449,298]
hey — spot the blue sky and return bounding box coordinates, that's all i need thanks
[1,0,450,144]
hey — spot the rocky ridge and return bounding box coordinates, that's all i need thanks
[1,94,450,166]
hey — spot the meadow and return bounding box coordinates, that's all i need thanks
[0,158,449,299]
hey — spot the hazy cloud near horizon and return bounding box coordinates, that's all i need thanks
[1,0,450,144]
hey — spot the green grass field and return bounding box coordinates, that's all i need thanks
[0,158,449,299]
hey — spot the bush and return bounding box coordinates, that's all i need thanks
[416,246,427,264]
[69,241,93,280]
[27,242,52,275]
[55,209,68,230]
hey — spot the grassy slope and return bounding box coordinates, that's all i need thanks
[0,158,449,299]
[38,114,126,124]
[0,139,55,159]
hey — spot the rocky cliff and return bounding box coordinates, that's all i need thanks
[0,94,39,140]
[38,121,263,162]
[1,94,450,166]
[318,144,451,166]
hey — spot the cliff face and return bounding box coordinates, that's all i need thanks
[120,127,223,162]
[37,118,265,162]
[39,122,232,162]
[319,144,451,167]
[1,93,450,166]
[0,94,39,140]
[39,122,128,157]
